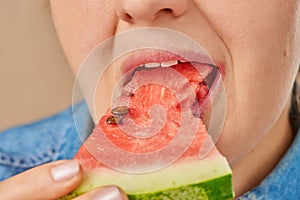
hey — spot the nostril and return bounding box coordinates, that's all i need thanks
[125,13,132,20]
[125,13,135,23]
[162,8,172,13]
[119,11,134,23]
[155,8,176,18]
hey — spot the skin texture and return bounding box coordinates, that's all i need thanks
[0,160,82,200]
[2,1,297,199]
[47,0,300,195]
[0,160,128,199]
[48,0,300,197]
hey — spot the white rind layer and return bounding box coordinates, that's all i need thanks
[76,154,232,194]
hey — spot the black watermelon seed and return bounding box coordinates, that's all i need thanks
[106,115,123,125]
[111,106,130,116]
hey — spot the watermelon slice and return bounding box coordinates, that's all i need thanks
[62,63,234,199]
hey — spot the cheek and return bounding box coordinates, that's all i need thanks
[223,0,299,126]
[194,0,300,160]
[50,0,118,72]
[222,63,297,163]
[195,0,299,70]
[194,0,300,117]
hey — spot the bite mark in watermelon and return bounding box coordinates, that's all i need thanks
[62,63,234,199]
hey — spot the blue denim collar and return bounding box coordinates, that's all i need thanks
[0,101,93,180]
[237,130,300,199]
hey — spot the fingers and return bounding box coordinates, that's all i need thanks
[0,160,82,200]
[74,185,129,200]
[0,159,129,200]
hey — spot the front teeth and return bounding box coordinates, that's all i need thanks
[161,60,178,67]
[144,62,160,68]
[144,60,180,68]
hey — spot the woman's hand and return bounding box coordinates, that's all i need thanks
[0,160,128,200]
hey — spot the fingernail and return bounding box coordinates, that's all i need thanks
[92,186,123,200]
[50,160,80,181]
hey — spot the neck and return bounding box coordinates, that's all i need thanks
[231,100,294,197]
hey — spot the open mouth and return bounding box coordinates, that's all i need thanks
[104,53,223,153]
[116,53,220,120]
[130,60,218,89]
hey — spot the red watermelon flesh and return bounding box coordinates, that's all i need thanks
[66,62,234,199]
[76,63,212,167]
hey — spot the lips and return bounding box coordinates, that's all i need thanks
[121,49,219,74]
[120,49,221,89]
[115,50,222,119]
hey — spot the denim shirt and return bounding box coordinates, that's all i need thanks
[0,102,93,181]
[0,102,299,199]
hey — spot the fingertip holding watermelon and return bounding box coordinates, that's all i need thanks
[63,63,234,199]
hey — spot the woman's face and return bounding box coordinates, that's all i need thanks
[50,0,300,163]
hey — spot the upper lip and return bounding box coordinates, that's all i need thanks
[121,49,218,75]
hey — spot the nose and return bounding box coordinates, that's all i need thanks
[116,0,188,23]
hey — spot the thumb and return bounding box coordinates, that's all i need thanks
[0,160,82,200]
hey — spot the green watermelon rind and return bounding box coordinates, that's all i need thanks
[60,174,233,200]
